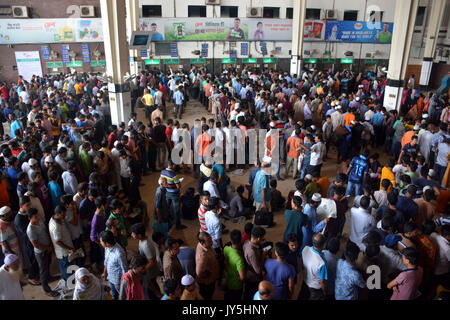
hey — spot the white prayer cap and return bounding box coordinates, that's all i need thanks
[358,85,363,88]
[312,193,322,202]
[413,125,420,131]
[114,140,120,147]
[422,113,429,119]
[428,169,435,177]
[4,254,19,266]
[278,103,283,108]
[310,125,316,131]
[45,156,54,163]
[181,274,195,286]
[331,102,335,107]
[269,121,276,128]
[355,97,360,101]
[423,185,432,192]
[350,120,356,125]
[335,106,342,110]
[0,206,11,217]
[305,174,312,180]
[28,158,38,166]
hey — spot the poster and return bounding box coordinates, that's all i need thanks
[0,19,103,44]
[140,18,296,41]
[15,51,43,81]
[304,20,326,40]
[325,21,394,43]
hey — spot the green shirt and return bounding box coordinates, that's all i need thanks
[106,212,128,247]
[223,246,245,290]
[79,150,92,177]
[304,181,319,202]
[283,209,307,243]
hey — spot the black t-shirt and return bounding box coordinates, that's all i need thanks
[94,119,105,142]
[153,124,166,143]
[402,143,419,158]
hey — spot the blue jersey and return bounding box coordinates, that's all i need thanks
[348,155,369,183]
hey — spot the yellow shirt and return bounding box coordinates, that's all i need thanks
[380,167,395,191]
[74,83,83,95]
[142,93,154,106]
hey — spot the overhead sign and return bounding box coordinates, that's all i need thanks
[61,44,70,64]
[322,58,336,64]
[190,58,206,64]
[0,19,103,44]
[340,58,354,64]
[15,51,43,81]
[90,60,106,67]
[164,59,180,64]
[67,61,83,67]
[81,43,90,63]
[325,21,394,43]
[304,58,318,63]
[263,58,277,63]
[145,59,160,65]
[41,45,50,61]
[46,61,63,68]
[242,58,257,64]
[222,58,236,64]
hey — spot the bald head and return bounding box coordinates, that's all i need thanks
[258,281,274,300]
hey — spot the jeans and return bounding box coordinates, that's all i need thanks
[57,256,69,281]
[300,163,309,179]
[174,104,182,118]
[434,163,446,186]
[346,181,362,197]
[166,192,181,226]
[156,142,166,168]
[35,251,52,293]
[109,281,120,300]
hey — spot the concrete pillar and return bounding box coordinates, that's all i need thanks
[383,0,419,112]
[100,0,132,125]
[419,0,446,90]
[290,0,307,76]
[126,0,141,75]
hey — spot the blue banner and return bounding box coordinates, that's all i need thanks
[325,21,394,43]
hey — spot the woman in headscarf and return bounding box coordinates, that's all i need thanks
[73,267,108,300]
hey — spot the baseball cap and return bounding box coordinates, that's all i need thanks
[0,206,11,217]
[181,274,195,286]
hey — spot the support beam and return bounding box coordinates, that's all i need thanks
[419,0,446,90]
[290,0,307,76]
[383,0,419,112]
[126,0,141,75]
[100,0,132,125]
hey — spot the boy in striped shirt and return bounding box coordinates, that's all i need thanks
[198,191,210,232]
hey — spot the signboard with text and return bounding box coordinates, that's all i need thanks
[325,21,394,43]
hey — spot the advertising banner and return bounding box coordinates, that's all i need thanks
[0,19,103,44]
[15,51,43,81]
[304,20,326,40]
[325,21,394,43]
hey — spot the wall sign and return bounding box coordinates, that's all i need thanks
[15,51,43,81]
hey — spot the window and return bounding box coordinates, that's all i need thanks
[344,10,358,21]
[188,5,206,17]
[368,11,384,22]
[155,42,170,56]
[221,6,238,17]
[415,6,426,26]
[142,5,162,17]
[263,7,280,18]
[286,8,293,19]
[306,8,321,20]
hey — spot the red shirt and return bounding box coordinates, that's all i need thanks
[108,132,118,149]
[0,87,8,100]
[165,126,173,149]
[159,86,166,101]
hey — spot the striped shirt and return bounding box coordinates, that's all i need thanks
[198,204,208,232]
[160,168,180,194]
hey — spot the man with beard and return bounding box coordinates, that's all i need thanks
[0,254,25,300]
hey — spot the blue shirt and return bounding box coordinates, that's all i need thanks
[173,90,184,105]
[253,291,262,300]
[253,170,271,204]
[10,120,21,138]
[323,250,338,296]
[348,155,369,183]
[335,259,365,300]
[264,258,296,300]
[104,243,128,285]
[160,168,180,194]
[249,166,261,185]
[234,83,242,94]
[371,112,384,127]
[151,32,164,41]
[48,181,62,209]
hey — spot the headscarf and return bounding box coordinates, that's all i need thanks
[73,267,104,300]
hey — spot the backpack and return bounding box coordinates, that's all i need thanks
[254,209,273,227]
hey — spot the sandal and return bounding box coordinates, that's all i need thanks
[28,279,41,286]
[45,291,60,297]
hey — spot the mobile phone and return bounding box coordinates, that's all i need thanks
[263,245,272,251]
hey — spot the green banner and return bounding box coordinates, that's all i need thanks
[46,61,63,68]
[163,59,180,64]
[145,59,160,65]
[322,58,335,64]
[263,58,277,63]
[66,61,83,67]
[242,58,257,63]
[340,58,354,64]
[190,58,206,64]
[17,58,40,62]
[365,59,379,64]
[90,60,106,67]
[221,58,236,64]
[303,58,317,63]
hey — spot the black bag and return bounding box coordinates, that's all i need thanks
[254,209,273,227]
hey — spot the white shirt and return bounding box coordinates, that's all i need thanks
[309,142,324,166]
[62,171,78,195]
[302,246,327,290]
[0,265,25,300]
[172,127,181,145]
[349,207,376,250]
[204,210,221,249]
[19,90,30,104]
[154,90,163,105]
[429,232,450,276]
[24,191,45,222]
[379,245,405,285]
[49,218,74,259]
[55,155,69,171]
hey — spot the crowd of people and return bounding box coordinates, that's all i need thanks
[0,64,448,301]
